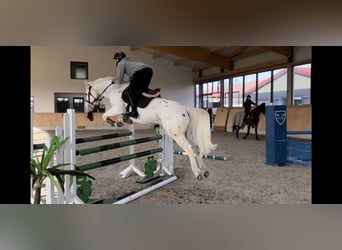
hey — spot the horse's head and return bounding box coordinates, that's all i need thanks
[260,102,266,115]
[84,80,102,121]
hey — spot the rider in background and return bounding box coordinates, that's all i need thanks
[112,51,153,119]
[243,95,256,122]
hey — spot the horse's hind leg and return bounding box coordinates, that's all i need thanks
[197,152,209,178]
[192,146,209,178]
[232,125,237,137]
[243,126,250,139]
[233,126,239,138]
[172,135,204,180]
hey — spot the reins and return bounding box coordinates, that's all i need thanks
[86,81,114,105]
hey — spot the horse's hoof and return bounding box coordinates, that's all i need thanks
[87,112,94,121]
[122,114,133,124]
[106,118,116,127]
[204,171,209,178]
[116,121,124,127]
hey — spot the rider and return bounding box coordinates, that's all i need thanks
[112,51,153,119]
[243,94,256,122]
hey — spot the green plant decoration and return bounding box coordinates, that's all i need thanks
[30,135,95,204]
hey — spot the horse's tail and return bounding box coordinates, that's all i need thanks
[186,107,217,154]
[232,111,245,129]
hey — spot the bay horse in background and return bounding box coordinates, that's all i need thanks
[232,102,266,140]
[84,76,217,180]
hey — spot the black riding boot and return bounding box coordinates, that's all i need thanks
[126,90,139,118]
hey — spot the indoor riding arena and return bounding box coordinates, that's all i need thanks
[31,46,312,204]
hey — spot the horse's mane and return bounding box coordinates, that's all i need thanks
[251,102,266,114]
[93,76,113,85]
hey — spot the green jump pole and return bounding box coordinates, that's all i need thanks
[33,143,45,150]
[76,135,162,156]
[75,131,132,144]
[77,148,163,171]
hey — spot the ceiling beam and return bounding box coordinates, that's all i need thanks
[226,46,248,58]
[192,65,212,72]
[152,51,164,59]
[206,45,225,53]
[145,46,233,70]
[232,47,269,60]
[193,57,289,83]
[257,46,291,56]
[174,58,189,66]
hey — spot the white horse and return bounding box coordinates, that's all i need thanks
[84,76,217,180]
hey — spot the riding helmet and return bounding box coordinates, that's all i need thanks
[113,51,126,62]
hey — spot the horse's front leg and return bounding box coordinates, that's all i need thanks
[243,125,250,139]
[255,125,259,140]
[103,108,124,127]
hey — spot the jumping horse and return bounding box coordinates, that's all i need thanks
[84,76,217,180]
[232,102,266,140]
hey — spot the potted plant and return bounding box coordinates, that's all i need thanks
[30,135,94,204]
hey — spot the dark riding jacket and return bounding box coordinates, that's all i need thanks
[244,98,256,115]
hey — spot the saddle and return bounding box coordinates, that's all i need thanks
[142,88,161,98]
[122,88,161,109]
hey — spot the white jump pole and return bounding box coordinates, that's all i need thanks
[112,175,178,204]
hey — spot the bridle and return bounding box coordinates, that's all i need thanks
[86,81,114,106]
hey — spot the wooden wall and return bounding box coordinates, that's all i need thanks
[213,108,229,131]
[286,105,312,131]
[33,105,311,132]
[213,105,311,133]
[33,112,118,128]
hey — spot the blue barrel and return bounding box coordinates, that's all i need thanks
[266,105,287,165]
